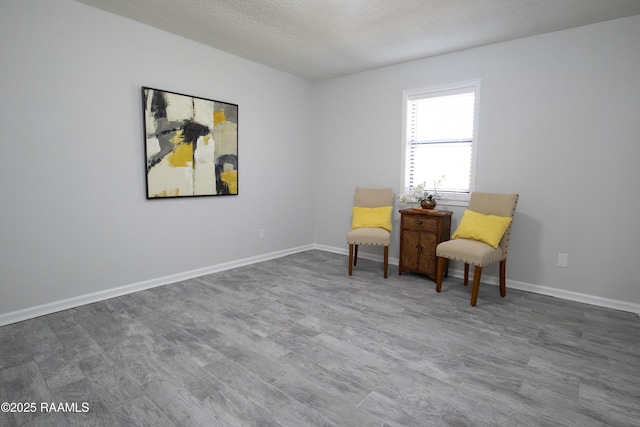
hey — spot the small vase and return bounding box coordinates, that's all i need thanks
[420,199,437,209]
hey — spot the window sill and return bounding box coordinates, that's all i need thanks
[397,197,469,210]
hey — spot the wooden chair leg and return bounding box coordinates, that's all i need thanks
[471,266,482,306]
[436,257,446,292]
[463,263,470,286]
[383,246,389,278]
[348,244,354,276]
[353,245,358,266]
[499,259,507,297]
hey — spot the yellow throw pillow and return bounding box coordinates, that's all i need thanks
[351,206,393,232]
[452,209,512,248]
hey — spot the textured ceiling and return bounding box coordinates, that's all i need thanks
[75,0,640,81]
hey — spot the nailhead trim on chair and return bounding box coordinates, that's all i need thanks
[501,196,519,258]
[441,255,501,267]
[347,242,387,246]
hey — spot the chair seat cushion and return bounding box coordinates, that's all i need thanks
[436,239,504,266]
[347,227,390,246]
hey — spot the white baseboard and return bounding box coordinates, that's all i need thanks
[315,244,640,315]
[315,244,400,266]
[445,267,640,315]
[0,245,314,327]
[1,243,637,326]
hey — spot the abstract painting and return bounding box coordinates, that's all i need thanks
[142,87,238,199]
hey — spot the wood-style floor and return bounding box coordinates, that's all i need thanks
[1,250,639,426]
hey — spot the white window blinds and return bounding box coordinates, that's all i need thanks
[405,85,477,196]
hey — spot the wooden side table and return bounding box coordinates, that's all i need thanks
[398,208,453,281]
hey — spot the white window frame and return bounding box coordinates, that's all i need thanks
[400,79,480,206]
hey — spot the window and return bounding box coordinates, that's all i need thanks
[402,80,480,205]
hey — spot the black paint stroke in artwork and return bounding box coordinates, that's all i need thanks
[181,120,210,145]
[150,90,167,119]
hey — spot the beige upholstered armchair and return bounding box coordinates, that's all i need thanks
[347,187,394,278]
[435,192,519,306]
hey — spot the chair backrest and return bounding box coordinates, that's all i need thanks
[354,187,394,208]
[469,192,519,256]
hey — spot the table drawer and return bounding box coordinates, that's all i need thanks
[402,215,439,231]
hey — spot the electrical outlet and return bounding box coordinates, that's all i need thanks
[259,229,265,239]
[557,253,568,267]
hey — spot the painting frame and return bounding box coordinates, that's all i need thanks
[142,86,238,199]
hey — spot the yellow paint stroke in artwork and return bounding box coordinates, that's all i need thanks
[214,111,226,126]
[220,170,238,194]
[203,134,211,145]
[168,143,193,167]
[169,129,185,145]
[158,188,180,197]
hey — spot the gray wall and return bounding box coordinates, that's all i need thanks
[0,0,315,321]
[314,15,640,309]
